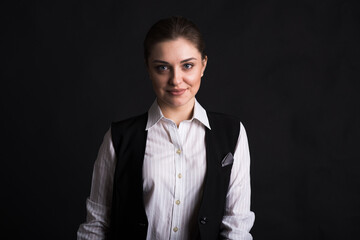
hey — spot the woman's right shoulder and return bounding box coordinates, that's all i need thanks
[110,112,148,153]
[111,112,148,129]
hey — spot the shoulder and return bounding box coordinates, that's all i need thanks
[111,112,148,130]
[206,111,241,141]
[110,113,148,147]
[206,111,241,126]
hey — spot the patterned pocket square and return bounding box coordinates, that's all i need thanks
[221,152,234,167]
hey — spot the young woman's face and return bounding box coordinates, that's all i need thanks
[147,38,207,110]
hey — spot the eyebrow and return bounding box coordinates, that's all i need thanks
[152,57,197,64]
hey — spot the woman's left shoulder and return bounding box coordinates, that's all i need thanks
[206,111,241,123]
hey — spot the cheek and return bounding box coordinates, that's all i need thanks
[151,75,167,89]
[186,71,202,86]
[151,79,160,91]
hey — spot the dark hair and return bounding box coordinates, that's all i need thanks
[144,16,206,63]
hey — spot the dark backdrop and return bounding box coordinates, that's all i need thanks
[2,0,360,239]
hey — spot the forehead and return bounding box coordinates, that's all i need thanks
[149,38,201,61]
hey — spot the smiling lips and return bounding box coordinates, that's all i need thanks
[167,89,186,96]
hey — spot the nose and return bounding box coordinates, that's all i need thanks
[169,67,182,86]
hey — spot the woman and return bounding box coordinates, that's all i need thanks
[77,16,255,240]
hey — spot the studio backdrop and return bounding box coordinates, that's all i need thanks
[2,0,360,239]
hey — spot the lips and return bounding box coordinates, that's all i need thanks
[167,89,186,96]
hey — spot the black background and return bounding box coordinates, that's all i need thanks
[2,0,360,239]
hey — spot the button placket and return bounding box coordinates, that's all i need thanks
[168,123,183,238]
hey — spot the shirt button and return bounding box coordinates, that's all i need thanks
[178,173,182,178]
[175,200,180,205]
[176,149,181,154]
[173,227,178,232]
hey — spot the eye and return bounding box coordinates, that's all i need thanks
[183,63,194,70]
[155,65,169,72]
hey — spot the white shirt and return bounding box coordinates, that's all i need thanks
[77,99,255,240]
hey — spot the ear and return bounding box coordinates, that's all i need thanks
[201,55,208,77]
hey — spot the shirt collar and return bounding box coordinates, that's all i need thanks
[145,98,211,130]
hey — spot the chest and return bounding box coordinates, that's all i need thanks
[142,120,207,197]
[110,112,241,240]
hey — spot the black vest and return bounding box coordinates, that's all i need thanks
[108,112,240,240]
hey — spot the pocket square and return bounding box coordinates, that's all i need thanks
[221,152,234,167]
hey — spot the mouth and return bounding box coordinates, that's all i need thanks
[167,89,186,96]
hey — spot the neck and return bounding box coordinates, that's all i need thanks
[158,99,195,127]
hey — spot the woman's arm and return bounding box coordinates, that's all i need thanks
[77,128,116,240]
[220,122,255,240]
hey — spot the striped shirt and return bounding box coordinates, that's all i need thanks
[77,99,255,239]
